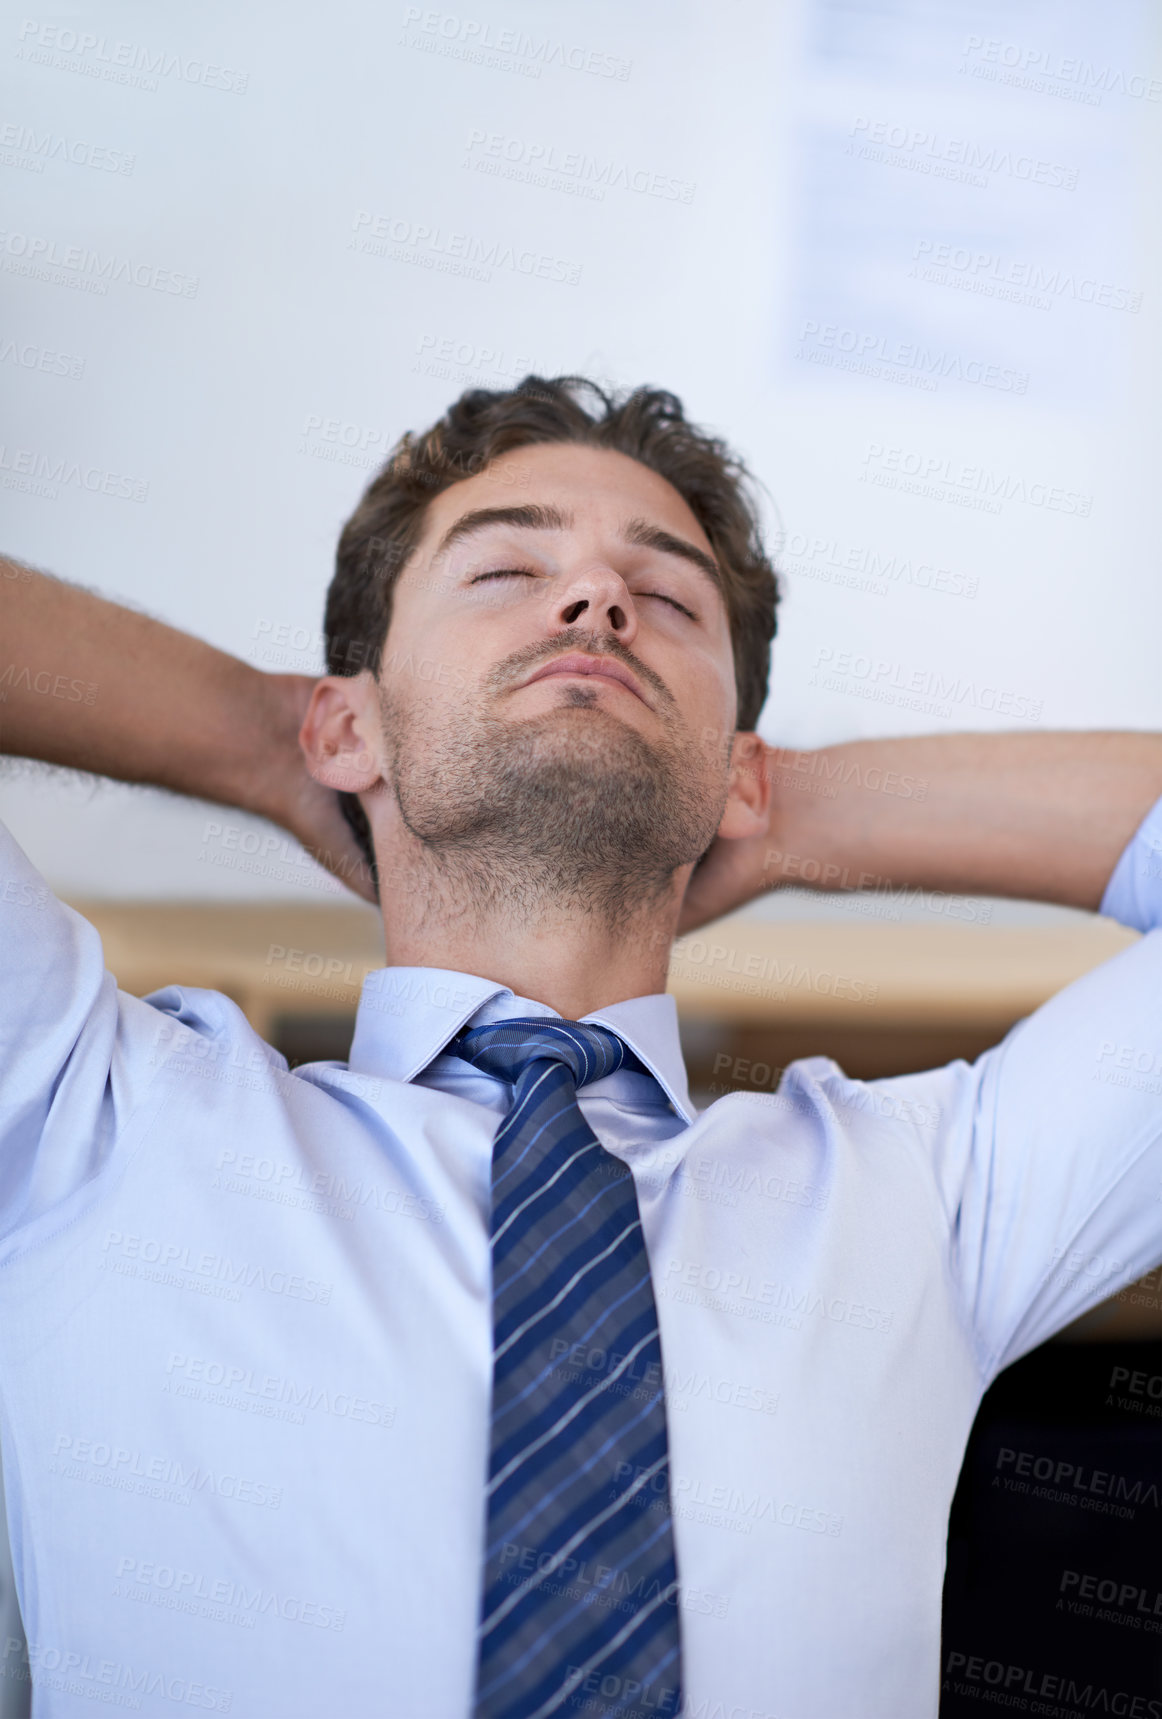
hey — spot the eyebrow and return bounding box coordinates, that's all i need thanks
[622,516,722,593]
[433,504,571,560]
[433,503,723,593]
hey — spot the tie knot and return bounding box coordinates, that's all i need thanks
[450,1016,643,1090]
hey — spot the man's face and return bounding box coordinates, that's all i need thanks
[387,441,739,748]
[364,442,748,917]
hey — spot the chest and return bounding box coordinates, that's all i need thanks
[0,1079,979,1717]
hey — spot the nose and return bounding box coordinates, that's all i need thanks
[551,565,638,646]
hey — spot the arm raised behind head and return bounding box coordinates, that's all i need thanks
[679,731,1162,932]
[0,557,376,902]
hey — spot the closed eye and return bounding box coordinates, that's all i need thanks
[643,592,697,620]
[470,570,696,620]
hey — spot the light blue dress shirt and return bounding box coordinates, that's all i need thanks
[0,801,1161,1719]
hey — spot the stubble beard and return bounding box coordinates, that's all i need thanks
[380,679,726,934]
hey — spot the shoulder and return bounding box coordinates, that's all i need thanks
[133,983,289,1078]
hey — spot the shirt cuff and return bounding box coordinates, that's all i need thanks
[1099,790,1162,931]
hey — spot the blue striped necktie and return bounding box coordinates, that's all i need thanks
[450,1017,684,1719]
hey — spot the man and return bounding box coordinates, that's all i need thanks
[0,376,1160,1719]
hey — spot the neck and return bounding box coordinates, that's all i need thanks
[374,824,687,1019]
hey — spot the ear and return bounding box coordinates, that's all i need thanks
[298,673,385,793]
[715,732,770,840]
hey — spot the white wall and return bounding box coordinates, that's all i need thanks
[2,0,1160,905]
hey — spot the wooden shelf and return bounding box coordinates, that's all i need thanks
[67,898,1138,1041]
[666,915,1137,1026]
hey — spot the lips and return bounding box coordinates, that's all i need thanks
[522,652,650,706]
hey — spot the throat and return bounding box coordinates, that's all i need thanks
[381,838,681,1018]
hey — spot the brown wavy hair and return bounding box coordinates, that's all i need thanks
[323,375,780,880]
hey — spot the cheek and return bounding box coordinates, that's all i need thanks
[385,667,469,725]
[671,643,737,739]
[379,615,473,701]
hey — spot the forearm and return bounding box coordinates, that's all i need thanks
[0,558,298,823]
[765,732,1162,911]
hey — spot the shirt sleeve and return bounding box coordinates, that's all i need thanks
[0,815,124,1244]
[820,791,1162,1384]
[1097,790,1162,932]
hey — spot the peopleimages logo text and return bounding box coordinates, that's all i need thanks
[0,229,198,296]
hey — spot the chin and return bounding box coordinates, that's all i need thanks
[526,682,641,713]
[508,703,652,762]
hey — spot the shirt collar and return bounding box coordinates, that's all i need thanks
[348,965,697,1124]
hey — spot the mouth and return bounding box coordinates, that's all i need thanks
[520,652,651,707]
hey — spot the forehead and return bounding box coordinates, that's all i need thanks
[416,442,716,558]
